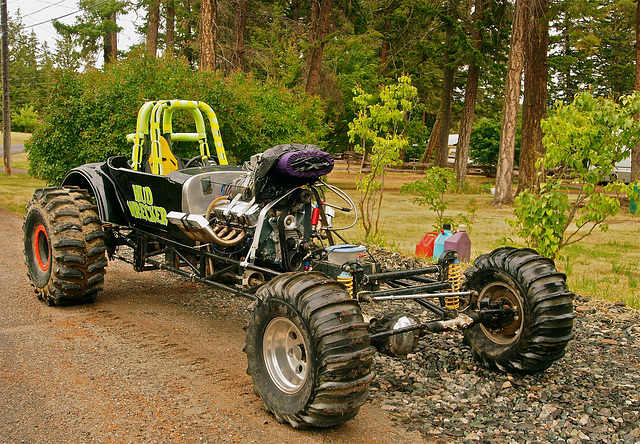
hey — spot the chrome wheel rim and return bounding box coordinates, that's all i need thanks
[263,317,308,394]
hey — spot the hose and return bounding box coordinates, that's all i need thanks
[318,180,358,231]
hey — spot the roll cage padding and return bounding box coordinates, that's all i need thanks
[130,100,228,175]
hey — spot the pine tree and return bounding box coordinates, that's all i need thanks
[199,0,217,71]
[517,0,549,194]
[53,0,127,67]
[304,0,332,95]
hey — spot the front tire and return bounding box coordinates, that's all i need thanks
[463,247,575,373]
[244,272,375,428]
[23,187,107,305]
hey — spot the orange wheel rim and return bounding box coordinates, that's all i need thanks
[34,224,50,272]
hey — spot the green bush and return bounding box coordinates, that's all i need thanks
[27,52,327,183]
[404,142,425,162]
[469,118,520,167]
[400,166,476,232]
[11,105,40,133]
[509,91,640,258]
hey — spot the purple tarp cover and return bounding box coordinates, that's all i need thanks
[254,144,334,200]
[272,149,334,179]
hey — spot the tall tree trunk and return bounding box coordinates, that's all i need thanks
[492,0,526,208]
[562,12,574,101]
[104,12,118,64]
[456,63,479,184]
[292,0,300,22]
[183,0,194,65]
[380,23,389,70]
[455,0,484,187]
[633,0,640,182]
[110,14,118,62]
[147,0,160,56]
[435,64,456,167]
[435,0,460,168]
[422,112,441,164]
[231,0,248,72]
[199,0,217,71]
[166,0,175,56]
[304,0,332,95]
[380,5,393,72]
[517,0,549,194]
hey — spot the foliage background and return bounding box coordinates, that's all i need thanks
[26,54,326,183]
[469,118,521,168]
[8,0,640,178]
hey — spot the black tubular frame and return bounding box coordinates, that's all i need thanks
[110,228,281,301]
[108,226,464,321]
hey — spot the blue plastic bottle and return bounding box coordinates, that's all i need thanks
[433,223,453,260]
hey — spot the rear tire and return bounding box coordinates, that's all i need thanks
[23,187,107,305]
[463,247,575,373]
[244,272,375,428]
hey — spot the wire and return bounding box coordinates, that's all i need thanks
[23,0,113,29]
[21,0,70,19]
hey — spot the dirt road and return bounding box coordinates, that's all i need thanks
[0,208,425,443]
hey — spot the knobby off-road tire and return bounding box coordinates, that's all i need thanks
[23,187,107,305]
[463,247,575,373]
[244,272,375,429]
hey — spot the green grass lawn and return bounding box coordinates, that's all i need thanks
[0,131,31,144]
[2,132,31,171]
[11,152,30,170]
[0,173,46,214]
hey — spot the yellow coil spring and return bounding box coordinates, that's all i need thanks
[446,261,461,309]
[337,272,354,298]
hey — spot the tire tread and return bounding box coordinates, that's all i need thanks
[463,248,575,373]
[23,187,107,305]
[245,272,373,428]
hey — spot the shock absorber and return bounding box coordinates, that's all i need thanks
[446,260,461,309]
[337,270,354,298]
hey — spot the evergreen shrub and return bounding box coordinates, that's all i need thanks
[27,52,326,183]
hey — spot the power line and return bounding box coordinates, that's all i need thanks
[21,0,69,19]
[24,0,113,29]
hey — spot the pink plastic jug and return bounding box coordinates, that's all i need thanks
[444,224,471,262]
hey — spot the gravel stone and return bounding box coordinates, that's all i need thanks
[363,249,640,443]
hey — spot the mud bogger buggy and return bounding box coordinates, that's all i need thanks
[23,100,575,428]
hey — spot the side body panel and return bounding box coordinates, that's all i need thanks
[106,156,184,236]
[63,156,246,245]
[62,161,131,226]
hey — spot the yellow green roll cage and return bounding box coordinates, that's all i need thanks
[128,100,228,175]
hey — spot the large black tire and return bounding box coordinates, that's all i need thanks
[244,272,375,428]
[463,247,575,373]
[23,187,107,305]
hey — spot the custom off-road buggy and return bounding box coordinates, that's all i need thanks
[23,100,575,428]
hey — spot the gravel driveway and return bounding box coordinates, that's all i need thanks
[0,208,423,443]
[2,206,639,443]
[365,253,640,443]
